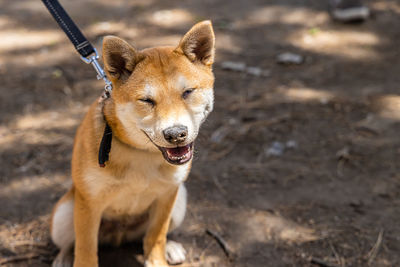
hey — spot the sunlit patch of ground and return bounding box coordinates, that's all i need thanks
[291,29,382,60]
[243,210,319,244]
[239,6,329,27]
[146,9,194,28]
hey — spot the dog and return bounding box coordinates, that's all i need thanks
[50,20,215,267]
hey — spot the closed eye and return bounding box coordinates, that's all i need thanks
[139,98,156,106]
[182,88,195,99]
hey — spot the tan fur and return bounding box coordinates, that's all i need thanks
[51,21,215,267]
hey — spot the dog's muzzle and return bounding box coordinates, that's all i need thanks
[158,143,194,165]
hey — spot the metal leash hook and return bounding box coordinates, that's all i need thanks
[81,48,113,167]
[81,48,113,94]
[42,0,114,167]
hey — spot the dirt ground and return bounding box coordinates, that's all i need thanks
[1,0,400,266]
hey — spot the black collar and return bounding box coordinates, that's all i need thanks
[98,119,113,168]
[98,92,112,167]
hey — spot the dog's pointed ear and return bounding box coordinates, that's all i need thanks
[177,20,215,66]
[102,36,142,82]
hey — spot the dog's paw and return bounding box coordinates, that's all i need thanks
[144,259,169,267]
[52,250,73,267]
[165,240,186,265]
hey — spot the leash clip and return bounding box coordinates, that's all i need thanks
[81,48,113,94]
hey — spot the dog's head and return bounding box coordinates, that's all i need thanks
[102,21,215,165]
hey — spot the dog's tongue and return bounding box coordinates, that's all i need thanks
[166,145,190,157]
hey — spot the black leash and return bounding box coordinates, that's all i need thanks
[41,0,94,58]
[41,0,113,167]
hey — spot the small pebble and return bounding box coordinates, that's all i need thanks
[286,140,298,149]
[246,67,262,76]
[276,52,304,65]
[265,141,285,157]
[221,61,270,77]
[221,61,246,72]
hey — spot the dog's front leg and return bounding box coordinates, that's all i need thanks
[73,190,103,267]
[144,186,179,267]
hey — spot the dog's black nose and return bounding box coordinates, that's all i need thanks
[163,125,188,144]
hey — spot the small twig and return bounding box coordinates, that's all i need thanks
[211,175,226,195]
[0,253,40,265]
[367,229,384,265]
[241,113,291,133]
[205,229,234,259]
[208,144,236,161]
[310,257,339,267]
[328,241,344,267]
[210,125,230,144]
[11,240,49,248]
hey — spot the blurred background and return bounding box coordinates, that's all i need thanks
[0,0,399,266]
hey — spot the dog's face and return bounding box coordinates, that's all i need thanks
[102,21,215,165]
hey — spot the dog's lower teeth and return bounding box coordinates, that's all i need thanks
[168,153,189,161]
[164,145,192,163]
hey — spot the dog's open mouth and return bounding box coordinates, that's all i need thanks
[158,143,194,165]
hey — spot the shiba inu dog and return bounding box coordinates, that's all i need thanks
[50,21,215,267]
